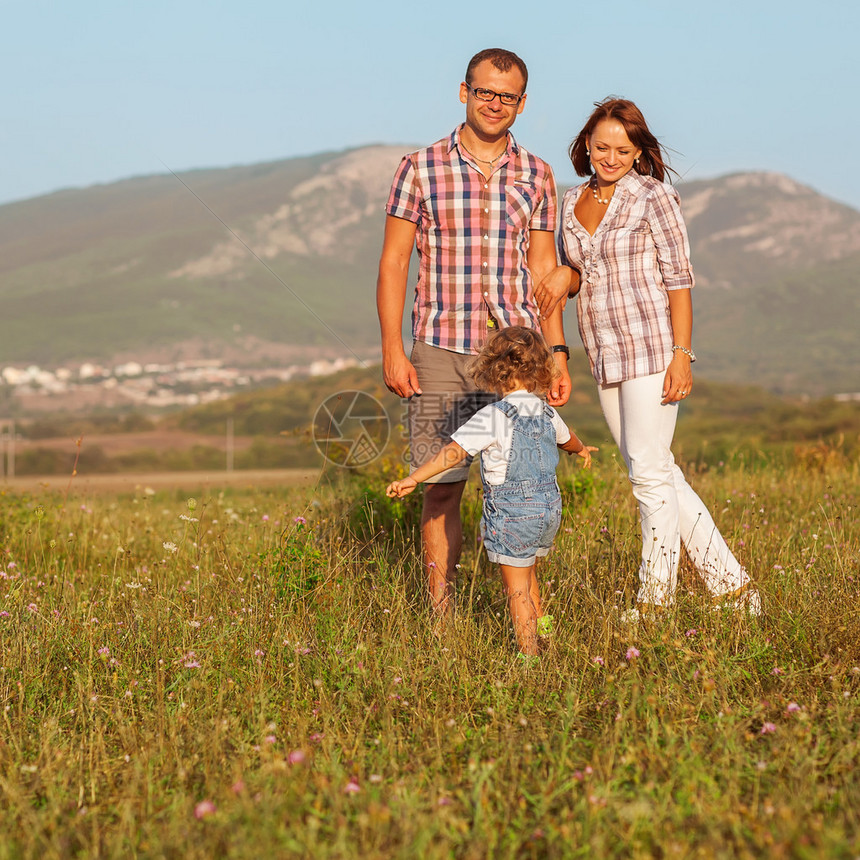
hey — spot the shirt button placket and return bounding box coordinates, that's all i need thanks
[481,179,492,331]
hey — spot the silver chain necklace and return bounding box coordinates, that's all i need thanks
[461,143,507,165]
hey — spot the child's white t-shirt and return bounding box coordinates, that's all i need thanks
[450,390,571,486]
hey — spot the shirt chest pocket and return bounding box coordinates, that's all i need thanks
[602,222,651,257]
[505,183,537,229]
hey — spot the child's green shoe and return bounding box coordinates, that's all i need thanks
[536,615,554,638]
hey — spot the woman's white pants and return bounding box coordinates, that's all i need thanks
[598,371,749,606]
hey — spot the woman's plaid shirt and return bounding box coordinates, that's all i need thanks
[558,171,695,385]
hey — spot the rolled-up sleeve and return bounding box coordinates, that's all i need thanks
[648,184,695,291]
[529,164,558,232]
[385,156,421,224]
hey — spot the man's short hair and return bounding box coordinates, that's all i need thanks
[465,48,528,92]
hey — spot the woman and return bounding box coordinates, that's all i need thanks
[535,97,759,615]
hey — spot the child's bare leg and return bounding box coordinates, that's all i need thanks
[500,563,539,656]
[529,563,542,620]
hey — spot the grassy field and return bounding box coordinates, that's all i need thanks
[1,450,858,858]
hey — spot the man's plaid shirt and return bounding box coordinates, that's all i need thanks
[385,125,557,355]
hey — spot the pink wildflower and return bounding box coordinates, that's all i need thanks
[592,656,604,666]
[288,749,306,764]
[194,800,216,820]
[626,646,640,660]
[786,702,801,714]
[344,779,360,794]
[760,722,777,735]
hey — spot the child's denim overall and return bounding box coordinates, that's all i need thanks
[481,399,562,567]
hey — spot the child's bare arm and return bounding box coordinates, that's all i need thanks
[385,441,470,498]
[558,432,598,469]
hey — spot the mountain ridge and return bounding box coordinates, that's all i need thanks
[2,147,858,397]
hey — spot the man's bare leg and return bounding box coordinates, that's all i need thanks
[422,481,466,615]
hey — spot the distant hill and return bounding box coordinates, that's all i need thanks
[0,148,399,369]
[1,149,859,396]
[677,173,860,393]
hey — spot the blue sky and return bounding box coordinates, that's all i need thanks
[3,0,859,209]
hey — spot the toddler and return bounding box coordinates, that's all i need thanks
[386,327,596,658]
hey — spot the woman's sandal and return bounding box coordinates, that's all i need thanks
[713,582,761,616]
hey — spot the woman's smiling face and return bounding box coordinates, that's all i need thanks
[587,119,642,184]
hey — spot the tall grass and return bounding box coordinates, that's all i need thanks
[1,454,858,858]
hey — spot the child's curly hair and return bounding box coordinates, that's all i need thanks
[469,326,559,395]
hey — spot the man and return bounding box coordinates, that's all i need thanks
[377,48,570,616]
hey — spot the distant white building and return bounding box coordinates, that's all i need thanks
[309,357,358,377]
[115,361,143,377]
[2,367,27,385]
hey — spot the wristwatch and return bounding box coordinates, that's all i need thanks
[551,344,570,359]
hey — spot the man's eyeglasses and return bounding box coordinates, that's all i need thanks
[465,84,523,106]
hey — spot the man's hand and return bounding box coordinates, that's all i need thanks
[382,350,422,399]
[547,356,571,406]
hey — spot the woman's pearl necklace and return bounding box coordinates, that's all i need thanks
[591,178,613,205]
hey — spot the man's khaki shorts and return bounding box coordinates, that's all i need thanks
[407,341,497,484]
